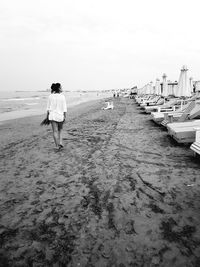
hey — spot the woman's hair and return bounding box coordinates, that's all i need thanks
[51,83,62,93]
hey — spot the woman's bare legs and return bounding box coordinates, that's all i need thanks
[58,121,64,148]
[51,121,59,147]
[58,129,63,147]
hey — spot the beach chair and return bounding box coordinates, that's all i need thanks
[137,95,152,104]
[151,103,185,125]
[102,101,114,110]
[157,99,179,112]
[145,98,176,114]
[167,119,200,143]
[140,95,161,108]
[161,101,196,127]
[188,102,200,120]
[190,127,200,156]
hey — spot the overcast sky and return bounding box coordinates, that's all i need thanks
[1,0,200,91]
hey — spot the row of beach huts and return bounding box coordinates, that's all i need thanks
[134,65,200,157]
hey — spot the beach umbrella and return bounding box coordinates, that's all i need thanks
[155,79,161,95]
[162,73,168,97]
[175,65,192,97]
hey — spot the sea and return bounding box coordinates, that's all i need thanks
[0,90,111,123]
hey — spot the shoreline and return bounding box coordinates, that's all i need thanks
[0,97,109,125]
[0,97,200,266]
[0,92,111,124]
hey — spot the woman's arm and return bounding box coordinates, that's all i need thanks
[63,95,67,122]
[46,96,51,119]
[46,110,50,119]
[63,112,66,122]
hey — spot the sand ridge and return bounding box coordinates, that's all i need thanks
[0,98,200,266]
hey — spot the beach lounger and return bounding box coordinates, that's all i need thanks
[137,95,152,104]
[161,101,196,127]
[151,108,182,125]
[190,127,200,156]
[151,100,194,125]
[189,102,200,120]
[167,120,200,143]
[140,96,161,108]
[157,99,180,112]
[145,98,176,114]
[102,101,114,110]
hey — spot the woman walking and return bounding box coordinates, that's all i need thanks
[46,83,67,150]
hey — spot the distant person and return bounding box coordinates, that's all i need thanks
[117,92,119,97]
[113,93,116,98]
[46,83,67,150]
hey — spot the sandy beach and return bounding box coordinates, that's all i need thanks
[0,97,200,267]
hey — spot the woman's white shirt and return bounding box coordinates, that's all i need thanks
[47,93,67,122]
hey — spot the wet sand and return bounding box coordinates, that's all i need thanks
[0,98,200,267]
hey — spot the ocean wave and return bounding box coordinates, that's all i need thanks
[25,103,38,106]
[1,97,40,101]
